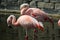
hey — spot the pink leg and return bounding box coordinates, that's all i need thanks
[25,29,28,40]
[33,29,38,40]
[25,35,28,40]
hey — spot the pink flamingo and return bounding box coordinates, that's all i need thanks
[20,3,54,27]
[7,15,44,40]
[58,19,60,26]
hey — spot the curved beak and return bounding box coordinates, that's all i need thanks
[7,24,12,28]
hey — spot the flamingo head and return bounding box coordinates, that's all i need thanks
[7,15,15,28]
[20,3,29,10]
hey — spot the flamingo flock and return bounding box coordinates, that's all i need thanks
[6,3,60,40]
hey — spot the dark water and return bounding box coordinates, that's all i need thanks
[0,14,60,40]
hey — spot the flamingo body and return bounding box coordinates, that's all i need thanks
[7,15,44,40]
[20,4,54,26]
[21,8,53,22]
[7,15,44,31]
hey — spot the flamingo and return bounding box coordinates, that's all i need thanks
[58,19,60,26]
[20,3,54,27]
[7,15,44,40]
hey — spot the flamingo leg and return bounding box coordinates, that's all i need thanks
[33,28,38,40]
[25,29,28,40]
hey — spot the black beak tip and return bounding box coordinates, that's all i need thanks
[8,25,13,28]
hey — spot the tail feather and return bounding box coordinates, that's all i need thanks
[37,24,44,32]
[36,22,44,32]
[39,22,44,28]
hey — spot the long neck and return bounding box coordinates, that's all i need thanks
[12,16,19,26]
[21,8,28,15]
